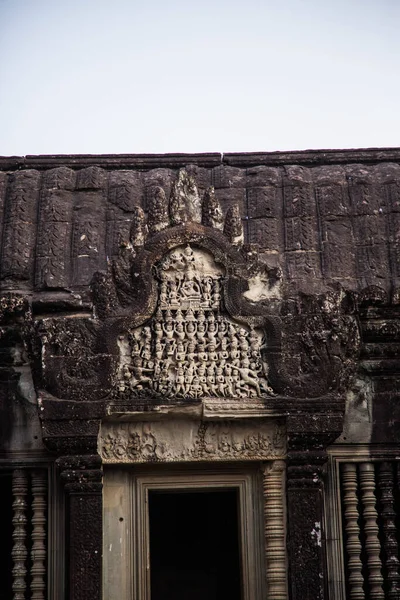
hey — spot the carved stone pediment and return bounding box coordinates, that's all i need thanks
[34,168,360,417]
[100,419,286,463]
[115,244,273,403]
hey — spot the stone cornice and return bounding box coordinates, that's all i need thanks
[0,146,400,171]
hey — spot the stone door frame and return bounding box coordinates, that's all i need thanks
[101,417,289,600]
[103,466,268,600]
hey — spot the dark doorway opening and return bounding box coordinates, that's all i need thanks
[149,488,242,600]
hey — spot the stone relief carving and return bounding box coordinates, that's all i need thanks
[116,244,274,400]
[100,419,286,463]
[29,167,360,406]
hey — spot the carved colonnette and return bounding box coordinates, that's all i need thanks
[342,463,364,599]
[262,460,288,599]
[10,468,49,600]
[31,470,47,600]
[359,463,384,598]
[12,469,28,600]
[326,442,400,600]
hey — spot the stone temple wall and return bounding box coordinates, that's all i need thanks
[1,150,400,300]
[0,148,399,600]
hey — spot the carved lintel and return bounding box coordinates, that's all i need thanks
[0,292,31,325]
[100,419,286,464]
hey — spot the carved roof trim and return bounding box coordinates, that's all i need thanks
[1,147,400,171]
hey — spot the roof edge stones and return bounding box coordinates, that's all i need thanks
[0,147,400,171]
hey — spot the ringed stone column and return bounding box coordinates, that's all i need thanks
[12,469,29,600]
[342,463,364,599]
[359,463,384,598]
[262,459,288,599]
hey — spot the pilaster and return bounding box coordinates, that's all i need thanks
[57,454,103,600]
[286,415,342,600]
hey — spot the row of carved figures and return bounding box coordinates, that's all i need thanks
[127,310,264,363]
[120,356,271,398]
[159,275,221,308]
[118,308,273,398]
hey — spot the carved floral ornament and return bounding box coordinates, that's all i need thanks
[100,419,286,463]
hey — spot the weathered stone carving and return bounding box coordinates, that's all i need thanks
[169,169,202,225]
[202,186,224,230]
[223,204,244,245]
[35,172,74,289]
[100,419,286,463]
[115,244,274,400]
[129,206,147,248]
[27,165,361,407]
[1,171,40,284]
[147,186,169,234]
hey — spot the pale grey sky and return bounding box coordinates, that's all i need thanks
[0,0,399,155]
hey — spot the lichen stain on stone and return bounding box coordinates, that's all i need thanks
[243,269,282,302]
[336,374,373,444]
[311,522,322,547]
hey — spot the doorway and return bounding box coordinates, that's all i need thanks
[149,489,241,600]
[103,468,265,600]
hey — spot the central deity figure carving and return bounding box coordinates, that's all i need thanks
[117,245,273,400]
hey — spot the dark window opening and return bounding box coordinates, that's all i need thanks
[149,488,242,600]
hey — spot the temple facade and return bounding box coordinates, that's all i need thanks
[0,148,400,599]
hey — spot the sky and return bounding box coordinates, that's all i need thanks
[0,0,399,155]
